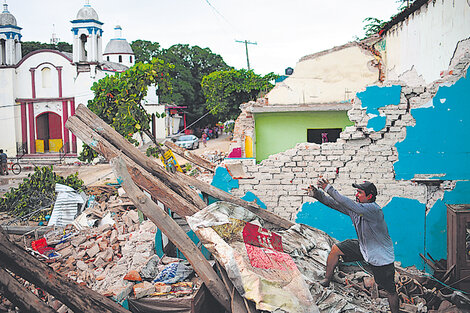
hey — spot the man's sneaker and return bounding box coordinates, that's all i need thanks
[319,279,330,287]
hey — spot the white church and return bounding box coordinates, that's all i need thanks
[0,2,165,158]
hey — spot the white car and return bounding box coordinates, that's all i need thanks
[175,135,199,150]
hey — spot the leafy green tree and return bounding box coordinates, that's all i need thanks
[79,58,173,162]
[21,41,72,56]
[201,69,278,120]
[157,44,231,125]
[130,40,161,63]
[362,17,387,37]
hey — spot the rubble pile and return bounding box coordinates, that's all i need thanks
[39,191,204,310]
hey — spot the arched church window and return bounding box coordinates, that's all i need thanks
[0,39,6,65]
[80,34,88,62]
[107,56,110,61]
[42,67,52,88]
[130,56,133,63]
[119,55,122,63]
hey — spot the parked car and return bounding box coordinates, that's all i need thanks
[175,135,199,150]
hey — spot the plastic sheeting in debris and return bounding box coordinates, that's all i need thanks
[187,201,319,313]
[48,184,85,227]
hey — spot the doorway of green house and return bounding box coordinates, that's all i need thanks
[36,112,63,153]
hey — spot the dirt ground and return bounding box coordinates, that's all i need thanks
[0,133,232,197]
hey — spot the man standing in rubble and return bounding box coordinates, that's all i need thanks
[306,178,399,313]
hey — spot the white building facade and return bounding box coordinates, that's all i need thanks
[377,0,470,84]
[0,3,137,157]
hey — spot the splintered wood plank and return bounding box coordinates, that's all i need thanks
[0,231,129,313]
[72,104,207,210]
[0,268,57,313]
[110,157,230,311]
[66,116,199,217]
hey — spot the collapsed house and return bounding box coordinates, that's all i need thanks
[0,101,468,313]
[225,0,470,289]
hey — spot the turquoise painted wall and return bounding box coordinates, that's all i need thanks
[297,72,470,268]
[254,111,353,162]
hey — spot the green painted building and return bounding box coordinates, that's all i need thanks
[251,105,353,162]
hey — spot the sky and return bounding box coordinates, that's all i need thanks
[9,0,402,75]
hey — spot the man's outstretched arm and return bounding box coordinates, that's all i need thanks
[306,185,348,215]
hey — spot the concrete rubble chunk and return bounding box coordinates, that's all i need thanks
[133,281,155,299]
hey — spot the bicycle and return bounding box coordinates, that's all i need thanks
[7,160,21,175]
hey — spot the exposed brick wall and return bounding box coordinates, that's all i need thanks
[228,54,470,222]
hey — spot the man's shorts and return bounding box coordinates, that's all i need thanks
[336,239,396,294]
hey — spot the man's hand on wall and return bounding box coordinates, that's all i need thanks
[317,178,329,190]
[305,185,318,198]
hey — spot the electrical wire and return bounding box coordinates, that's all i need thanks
[422,272,470,295]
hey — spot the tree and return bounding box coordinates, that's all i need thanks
[362,17,387,37]
[130,40,161,64]
[21,41,72,56]
[157,44,231,125]
[79,58,173,162]
[201,69,278,121]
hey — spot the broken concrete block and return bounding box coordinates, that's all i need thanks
[57,245,73,259]
[110,229,118,244]
[86,244,100,258]
[133,281,155,299]
[124,270,142,282]
[104,283,134,303]
[140,255,160,280]
[71,236,87,247]
[98,239,109,251]
[76,260,88,271]
[93,256,105,268]
[363,276,375,288]
[401,303,418,313]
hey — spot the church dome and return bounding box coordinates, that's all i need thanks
[104,25,134,54]
[76,4,99,20]
[104,39,133,54]
[0,3,17,26]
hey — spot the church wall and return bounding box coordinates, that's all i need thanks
[0,68,19,156]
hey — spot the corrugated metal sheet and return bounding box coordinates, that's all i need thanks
[48,184,84,227]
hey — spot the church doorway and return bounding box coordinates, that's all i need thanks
[36,112,63,153]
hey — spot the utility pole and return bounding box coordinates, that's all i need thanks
[235,40,257,70]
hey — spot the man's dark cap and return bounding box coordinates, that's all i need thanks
[352,181,377,197]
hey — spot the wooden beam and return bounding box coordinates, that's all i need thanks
[164,140,216,172]
[0,231,129,313]
[0,226,53,236]
[110,157,231,311]
[65,116,199,217]
[70,104,207,210]
[0,268,57,313]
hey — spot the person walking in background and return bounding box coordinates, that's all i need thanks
[306,178,399,313]
[202,133,208,147]
[0,149,8,175]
